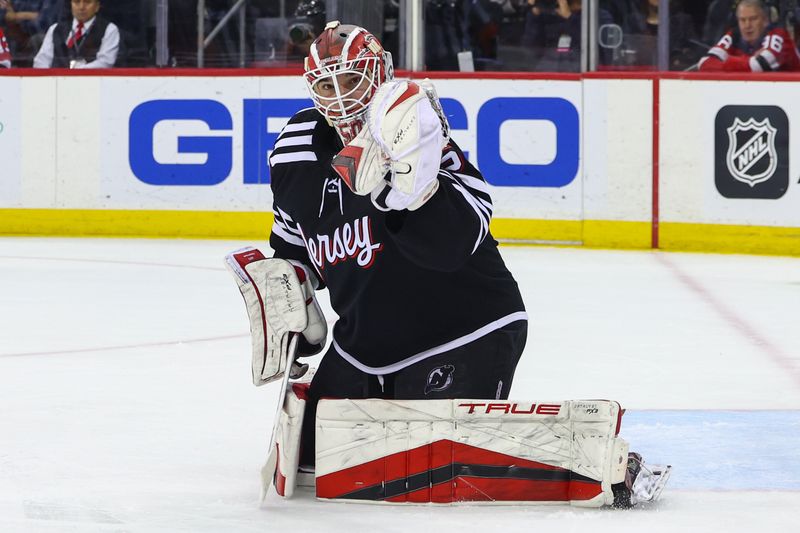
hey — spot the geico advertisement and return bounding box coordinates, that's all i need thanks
[103,77,583,216]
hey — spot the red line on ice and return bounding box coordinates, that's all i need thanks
[656,253,800,389]
[0,333,248,358]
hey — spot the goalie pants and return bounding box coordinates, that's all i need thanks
[299,320,527,467]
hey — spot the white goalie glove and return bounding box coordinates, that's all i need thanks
[225,248,327,386]
[331,79,450,211]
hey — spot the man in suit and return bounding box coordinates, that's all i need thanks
[33,0,119,68]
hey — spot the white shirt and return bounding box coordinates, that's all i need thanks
[33,16,120,69]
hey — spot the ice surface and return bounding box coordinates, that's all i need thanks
[1,238,798,532]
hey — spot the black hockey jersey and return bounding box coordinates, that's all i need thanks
[268,107,527,373]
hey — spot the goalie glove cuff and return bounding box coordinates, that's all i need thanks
[370,177,440,212]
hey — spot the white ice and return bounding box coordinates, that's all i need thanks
[1,237,798,532]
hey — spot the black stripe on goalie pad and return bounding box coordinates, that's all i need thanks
[337,462,600,501]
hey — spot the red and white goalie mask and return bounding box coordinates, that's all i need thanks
[304,21,394,143]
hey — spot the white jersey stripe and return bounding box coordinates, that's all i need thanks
[275,205,296,224]
[454,179,490,221]
[443,170,491,223]
[270,151,318,166]
[453,171,492,197]
[274,134,313,149]
[274,214,302,237]
[477,196,493,215]
[448,178,489,252]
[760,49,779,70]
[275,206,302,234]
[271,223,305,247]
[709,47,728,62]
[281,121,318,134]
[333,311,529,375]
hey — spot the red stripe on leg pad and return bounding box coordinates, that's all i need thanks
[316,440,601,503]
[291,382,310,401]
[275,443,287,496]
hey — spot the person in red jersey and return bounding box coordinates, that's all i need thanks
[699,0,800,72]
[0,27,11,67]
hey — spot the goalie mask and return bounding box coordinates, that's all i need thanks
[304,21,394,143]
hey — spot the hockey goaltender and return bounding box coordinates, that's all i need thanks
[225,20,670,508]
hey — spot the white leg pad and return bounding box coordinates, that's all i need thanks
[263,383,307,498]
[315,399,629,506]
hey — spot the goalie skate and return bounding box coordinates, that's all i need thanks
[612,452,672,508]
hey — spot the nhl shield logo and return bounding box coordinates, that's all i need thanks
[725,117,777,187]
[714,105,789,200]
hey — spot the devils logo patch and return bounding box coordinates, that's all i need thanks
[425,364,455,395]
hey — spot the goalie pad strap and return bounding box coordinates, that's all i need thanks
[315,399,627,506]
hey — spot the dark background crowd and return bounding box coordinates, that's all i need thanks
[0,0,798,71]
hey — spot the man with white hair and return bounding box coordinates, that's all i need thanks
[699,0,800,71]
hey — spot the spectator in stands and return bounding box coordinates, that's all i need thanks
[702,0,737,44]
[96,0,145,66]
[600,0,640,34]
[523,0,581,48]
[522,0,582,69]
[597,0,700,70]
[425,0,463,70]
[699,0,800,71]
[522,0,612,70]
[0,26,11,67]
[0,0,61,66]
[463,0,503,68]
[33,0,119,68]
[635,0,699,70]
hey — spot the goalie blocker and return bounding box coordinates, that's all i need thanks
[272,396,670,506]
[225,248,327,386]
